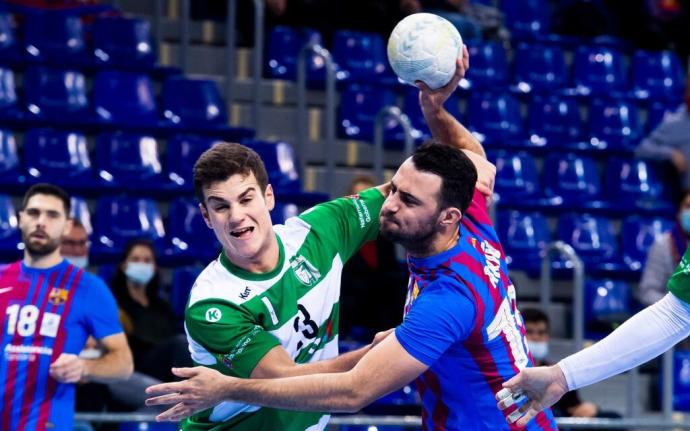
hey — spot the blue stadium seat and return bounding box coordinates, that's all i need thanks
[91,196,165,263]
[266,26,326,83]
[23,129,94,192]
[496,210,550,275]
[164,197,219,265]
[527,95,582,149]
[0,194,21,261]
[490,150,542,207]
[166,135,220,192]
[0,12,21,65]
[543,153,607,211]
[502,0,551,40]
[70,196,92,235]
[0,67,20,120]
[631,50,684,103]
[461,42,509,90]
[672,350,690,411]
[621,216,674,272]
[23,67,89,123]
[556,213,627,275]
[585,279,632,339]
[572,46,627,96]
[338,83,398,143]
[272,202,299,225]
[467,92,526,146]
[170,266,202,317]
[94,71,158,128]
[605,157,674,215]
[332,30,394,84]
[24,12,86,64]
[588,98,642,150]
[402,86,460,138]
[92,16,156,69]
[0,128,23,190]
[95,132,165,193]
[513,44,568,93]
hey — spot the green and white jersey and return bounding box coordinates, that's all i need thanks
[669,246,690,304]
[182,188,385,431]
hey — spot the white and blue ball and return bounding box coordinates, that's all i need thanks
[387,13,463,90]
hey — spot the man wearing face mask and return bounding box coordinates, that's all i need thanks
[61,218,90,269]
[638,189,690,306]
[522,308,619,422]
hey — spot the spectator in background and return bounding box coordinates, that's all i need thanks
[105,240,192,410]
[61,218,89,269]
[636,71,690,188]
[521,308,621,423]
[418,0,508,41]
[638,189,690,306]
[340,175,408,341]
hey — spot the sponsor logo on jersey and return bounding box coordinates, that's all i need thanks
[239,286,252,300]
[48,287,69,306]
[352,197,372,229]
[0,286,13,294]
[481,241,501,289]
[290,255,321,286]
[205,307,222,322]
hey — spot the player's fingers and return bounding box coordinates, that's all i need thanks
[146,381,186,396]
[462,45,469,70]
[501,372,523,392]
[415,80,431,92]
[155,403,187,422]
[516,407,540,427]
[496,389,525,410]
[171,367,199,378]
[146,393,185,406]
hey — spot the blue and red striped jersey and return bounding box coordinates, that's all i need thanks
[0,259,122,431]
[396,190,558,430]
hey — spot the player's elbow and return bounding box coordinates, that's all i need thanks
[341,376,373,412]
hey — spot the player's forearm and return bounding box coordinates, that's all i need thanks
[423,106,486,158]
[294,345,371,375]
[226,372,367,412]
[559,293,690,390]
[83,348,133,383]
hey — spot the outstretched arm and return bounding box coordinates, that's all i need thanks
[146,333,427,421]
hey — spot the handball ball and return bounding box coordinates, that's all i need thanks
[387,13,463,90]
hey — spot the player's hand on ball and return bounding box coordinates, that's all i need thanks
[495,364,569,427]
[417,45,469,114]
[49,353,86,383]
[145,367,229,422]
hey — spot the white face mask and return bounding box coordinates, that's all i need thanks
[527,340,549,361]
[124,262,155,286]
[64,255,88,269]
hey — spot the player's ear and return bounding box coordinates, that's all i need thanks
[439,206,462,226]
[264,184,275,211]
[198,203,213,229]
[63,217,74,237]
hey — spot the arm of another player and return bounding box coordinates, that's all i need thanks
[49,333,133,383]
[497,292,690,427]
[146,332,427,421]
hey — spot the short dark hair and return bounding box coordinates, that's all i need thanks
[521,308,549,327]
[22,183,70,215]
[193,143,269,203]
[411,142,477,214]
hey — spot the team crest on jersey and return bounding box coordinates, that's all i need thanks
[48,287,69,306]
[290,255,321,286]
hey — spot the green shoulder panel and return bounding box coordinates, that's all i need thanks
[185,299,280,378]
[669,247,690,304]
[298,187,385,262]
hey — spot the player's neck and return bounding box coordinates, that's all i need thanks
[408,228,459,258]
[23,249,63,269]
[227,235,281,274]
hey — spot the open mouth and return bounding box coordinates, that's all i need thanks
[230,227,254,238]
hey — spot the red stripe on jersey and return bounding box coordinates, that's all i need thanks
[423,370,449,430]
[36,267,83,429]
[17,266,72,431]
[2,271,45,431]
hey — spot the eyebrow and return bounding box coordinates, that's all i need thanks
[206,186,257,204]
[391,181,422,205]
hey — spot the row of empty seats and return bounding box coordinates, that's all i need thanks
[267,26,685,105]
[0,67,253,139]
[0,131,324,203]
[340,83,678,151]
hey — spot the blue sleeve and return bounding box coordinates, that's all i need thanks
[395,280,476,366]
[82,273,123,340]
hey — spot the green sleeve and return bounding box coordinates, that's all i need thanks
[668,247,690,304]
[298,187,385,262]
[185,300,281,378]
